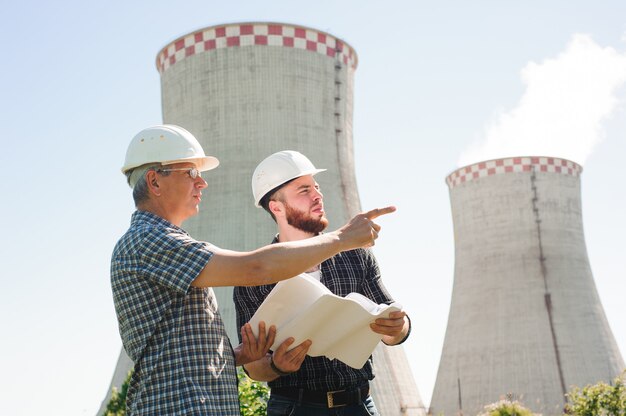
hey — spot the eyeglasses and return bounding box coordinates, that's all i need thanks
[156,167,202,179]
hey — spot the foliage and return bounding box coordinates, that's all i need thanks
[477,398,539,416]
[565,372,626,416]
[238,367,270,416]
[103,370,132,416]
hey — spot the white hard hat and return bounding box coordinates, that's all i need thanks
[252,150,326,207]
[121,124,219,173]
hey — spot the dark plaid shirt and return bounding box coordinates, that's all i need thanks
[233,236,394,391]
[111,211,239,415]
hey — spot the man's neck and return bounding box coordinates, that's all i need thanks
[276,224,316,243]
[137,201,183,227]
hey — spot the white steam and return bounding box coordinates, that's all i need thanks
[459,34,626,167]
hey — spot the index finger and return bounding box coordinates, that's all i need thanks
[364,206,396,220]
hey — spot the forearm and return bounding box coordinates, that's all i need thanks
[193,207,392,288]
[194,231,346,287]
[242,354,280,382]
[239,232,344,285]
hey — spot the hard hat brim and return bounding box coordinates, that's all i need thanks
[161,155,220,172]
[122,155,220,173]
[254,167,326,207]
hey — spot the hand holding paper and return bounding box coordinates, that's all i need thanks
[248,273,402,369]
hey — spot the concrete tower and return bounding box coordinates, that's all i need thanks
[102,22,424,415]
[430,157,624,416]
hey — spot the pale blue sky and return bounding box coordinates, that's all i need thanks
[1,1,624,415]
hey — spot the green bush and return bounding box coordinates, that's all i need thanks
[103,371,132,416]
[565,372,626,416]
[238,367,270,416]
[476,398,538,416]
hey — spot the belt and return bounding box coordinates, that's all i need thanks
[271,384,369,408]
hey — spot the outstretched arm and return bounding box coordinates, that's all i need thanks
[192,206,396,288]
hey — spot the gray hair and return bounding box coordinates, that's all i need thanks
[125,163,169,206]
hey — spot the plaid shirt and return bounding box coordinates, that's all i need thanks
[111,211,239,415]
[233,236,394,391]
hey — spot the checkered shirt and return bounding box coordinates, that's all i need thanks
[111,210,239,415]
[233,237,395,391]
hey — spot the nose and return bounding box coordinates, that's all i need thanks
[313,187,323,202]
[196,176,208,189]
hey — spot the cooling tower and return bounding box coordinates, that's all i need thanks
[430,156,624,416]
[101,22,424,415]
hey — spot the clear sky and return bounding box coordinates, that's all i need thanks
[1,1,624,415]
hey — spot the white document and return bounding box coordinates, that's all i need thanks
[248,273,402,369]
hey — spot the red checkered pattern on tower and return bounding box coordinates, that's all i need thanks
[446,156,583,188]
[156,23,358,73]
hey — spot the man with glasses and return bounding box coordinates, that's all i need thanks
[112,125,394,415]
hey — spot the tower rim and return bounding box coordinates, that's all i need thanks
[155,21,359,74]
[445,155,583,189]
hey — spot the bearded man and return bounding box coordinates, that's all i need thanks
[233,150,411,416]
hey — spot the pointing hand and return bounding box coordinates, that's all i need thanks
[338,206,396,249]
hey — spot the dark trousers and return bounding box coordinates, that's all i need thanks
[267,393,379,416]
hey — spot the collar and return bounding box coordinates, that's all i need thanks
[131,210,186,233]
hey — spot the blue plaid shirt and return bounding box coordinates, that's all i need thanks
[234,236,395,391]
[111,210,239,415]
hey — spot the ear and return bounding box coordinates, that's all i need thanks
[268,199,285,218]
[145,170,162,196]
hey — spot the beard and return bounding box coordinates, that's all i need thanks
[284,202,329,234]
